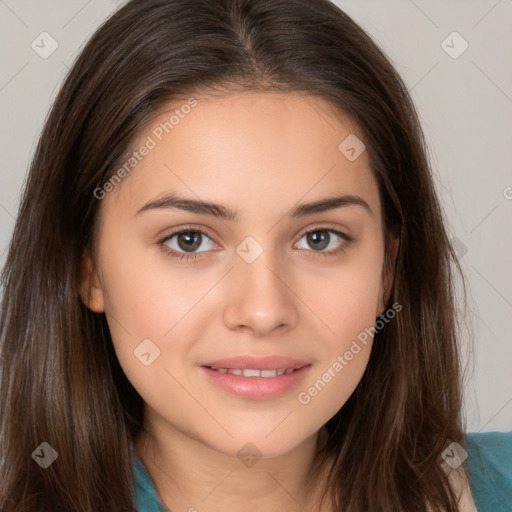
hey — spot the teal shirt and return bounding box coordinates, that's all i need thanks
[465,431,512,511]
[133,431,512,511]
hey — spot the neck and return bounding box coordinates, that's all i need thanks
[135,418,333,512]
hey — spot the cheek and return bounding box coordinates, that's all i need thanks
[302,243,384,344]
[294,243,383,413]
[294,277,379,426]
[99,258,211,417]
[97,235,219,391]
[99,230,216,338]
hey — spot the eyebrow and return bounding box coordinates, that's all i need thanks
[134,192,373,220]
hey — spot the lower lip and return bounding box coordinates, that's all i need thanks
[200,365,311,400]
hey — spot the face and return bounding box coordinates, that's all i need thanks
[80,92,397,460]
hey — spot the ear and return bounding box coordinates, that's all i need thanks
[78,249,105,313]
[376,233,399,317]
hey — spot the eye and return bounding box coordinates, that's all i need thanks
[157,227,217,262]
[295,225,353,256]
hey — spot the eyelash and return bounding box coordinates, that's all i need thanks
[157,224,353,262]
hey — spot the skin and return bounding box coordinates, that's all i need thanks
[79,92,400,511]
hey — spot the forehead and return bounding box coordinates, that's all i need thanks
[102,91,380,222]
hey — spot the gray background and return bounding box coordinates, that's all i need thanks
[0,0,511,433]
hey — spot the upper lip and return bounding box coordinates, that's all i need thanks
[201,355,310,370]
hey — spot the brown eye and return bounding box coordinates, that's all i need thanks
[174,231,203,252]
[295,227,352,255]
[305,230,331,251]
[158,227,217,261]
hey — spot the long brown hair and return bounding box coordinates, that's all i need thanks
[0,0,473,510]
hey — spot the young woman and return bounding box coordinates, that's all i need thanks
[1,0,511,511]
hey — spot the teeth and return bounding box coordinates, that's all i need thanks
[210,367,297,377]
[242,369,262,377]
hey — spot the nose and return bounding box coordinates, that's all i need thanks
[222,249,299,337]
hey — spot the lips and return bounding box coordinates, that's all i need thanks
[199,355,311,399]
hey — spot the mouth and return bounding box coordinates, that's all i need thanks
[199,359,312,400]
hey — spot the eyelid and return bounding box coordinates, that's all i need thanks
[295,222,352,241]
[157,224,219,247]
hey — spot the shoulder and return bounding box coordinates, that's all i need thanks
[464,430,512,512]
[133,451,170,512]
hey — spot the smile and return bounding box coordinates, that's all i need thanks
[200,364,311,400]
[206,367,299,377]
